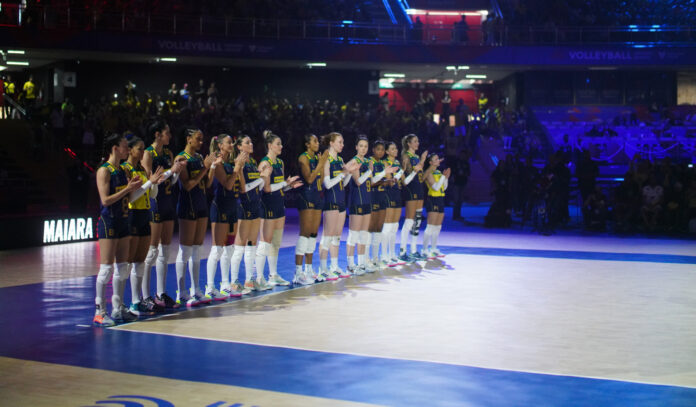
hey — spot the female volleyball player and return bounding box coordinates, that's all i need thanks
[122,136,164,316]
[228,135,273,294]
[399,134,428,262]
[175,129,215,307]
[383,142,406,267]
[423,153,450,258]
[346,136,374,275]
[316,132,358,281]
[205,134,246,300]
[256,131,302,287]
[142,121,185,309]
[94,133,142,326]
[295,134,328,285]
[366,140,397,269]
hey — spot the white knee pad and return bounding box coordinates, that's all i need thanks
[306,236,317,254]
[271,229,283,252]
[158,243,170,262]
[257,241,270,257]
[176,245,193,263]
[145,246,158,265]
[209,245,223,261]
[320,234,331,250]
[331,236,341,247]
[114,262,130,281]
[295,236,308,256]
[97,264,114,285]
[360,230,371,246]
[347,230,359,247]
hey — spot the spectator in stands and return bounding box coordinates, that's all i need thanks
[167,83,178,102]
[195,79,206,107]
[576,149,598,203]
[477,92,488,113]
[180,83,190,108]
[3,75,15,118]
[441,90,451,118]
[22,75,36,116]
[412,17,423,42]
[454,15,469,44]
[451,148,471,221]
[207,82,218,108]
[641,174,663,232]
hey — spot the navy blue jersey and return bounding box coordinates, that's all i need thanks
[324,154,346,206]
[405,151,424,186]
[349,156,372,207]
[261,156,285,199]
[299,152,322,193]
[239,157,261,207]
[177,150,208,214]
[99,161,129,219]
[146,145,177,203]
[212,161,238,208]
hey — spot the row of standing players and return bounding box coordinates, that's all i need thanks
[93,122,450,326]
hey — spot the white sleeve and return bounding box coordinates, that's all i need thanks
[357,169,372,185]
[371,170,386,184]
[129,180,153,203]
[150,184,159,200]
[270,181,288,192]
[342,173,352,186]
[443,178,449,191]
[404,171,417,185]
[244,178,264,192]
[323,173,345,189]
[394,169,404,180]
[433,176,446,191]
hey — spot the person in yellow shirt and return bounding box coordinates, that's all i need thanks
[422,153,451,259]
[23,75,36,115]
[4,75,16,118]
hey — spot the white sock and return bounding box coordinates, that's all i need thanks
[244,245,257,282]
[371,232,381,262]
[320,257,328,272]
[410,230,418,254]
[220,245,233,288]
[207,246,223,289]
[129,262,144,304]
[348,255,355,267]
[400,219,414,254]
[112,262,129,309]
[330,236,340,269]
[95,264,114,309]
[156,243,170,295]
[255,241,270,281]
[295,264,303,277]
[358,254,365,266]
[268,230,282,277]
[423,225,434,253]
[175,245,192,294]
[142,245,158,298]
[188,245,201,293]
[230,245,244,283]
[432,225,442,251]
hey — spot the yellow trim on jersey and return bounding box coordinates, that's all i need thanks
[122,162,151,210]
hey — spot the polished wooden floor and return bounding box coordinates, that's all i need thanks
[1,210,696,406]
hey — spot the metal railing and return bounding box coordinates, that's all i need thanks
[1,4,695,46]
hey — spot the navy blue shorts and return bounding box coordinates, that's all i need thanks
[98,215,129,239]
[371,191,389,212]
[404,182,424,202]
[262,196,286,219]
[150,197,176,223]
[349,204,372,216]
[425,196,445,213]
[177,200,209,220]
[297,189,324,211]
[323,200,346,212]
[129,209,151,236]
[238,201,261,220]
[387,188,403,208]
[210,200,237,224]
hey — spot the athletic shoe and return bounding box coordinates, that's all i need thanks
[315,271,327,282]
[365,261,378,273]
[129,301,150,316]
[432,249,445,258]
[93,305,115,327]
[393,257,406,266]
[398,252,413,264]
[268,274,290,286]
[336,267,352,278]
[346,265,357,274]
[292,272,312,286]
[388,258,400,267]
[327,269,341,280]
[176,290,192,307]
[221,286,240,298]
[112,305,138,323]
[254,278,273,291]
[376,259,389,269]
[411,252,427,261]
[187,291,209,307]
[156,292,179,309]
[304,267,317,283]
[244,280,256,292]
[231,280,250,296]
[142,296,165,313]
[354,265,366,276]
[426,251,437,260]
[205,286,229,301]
